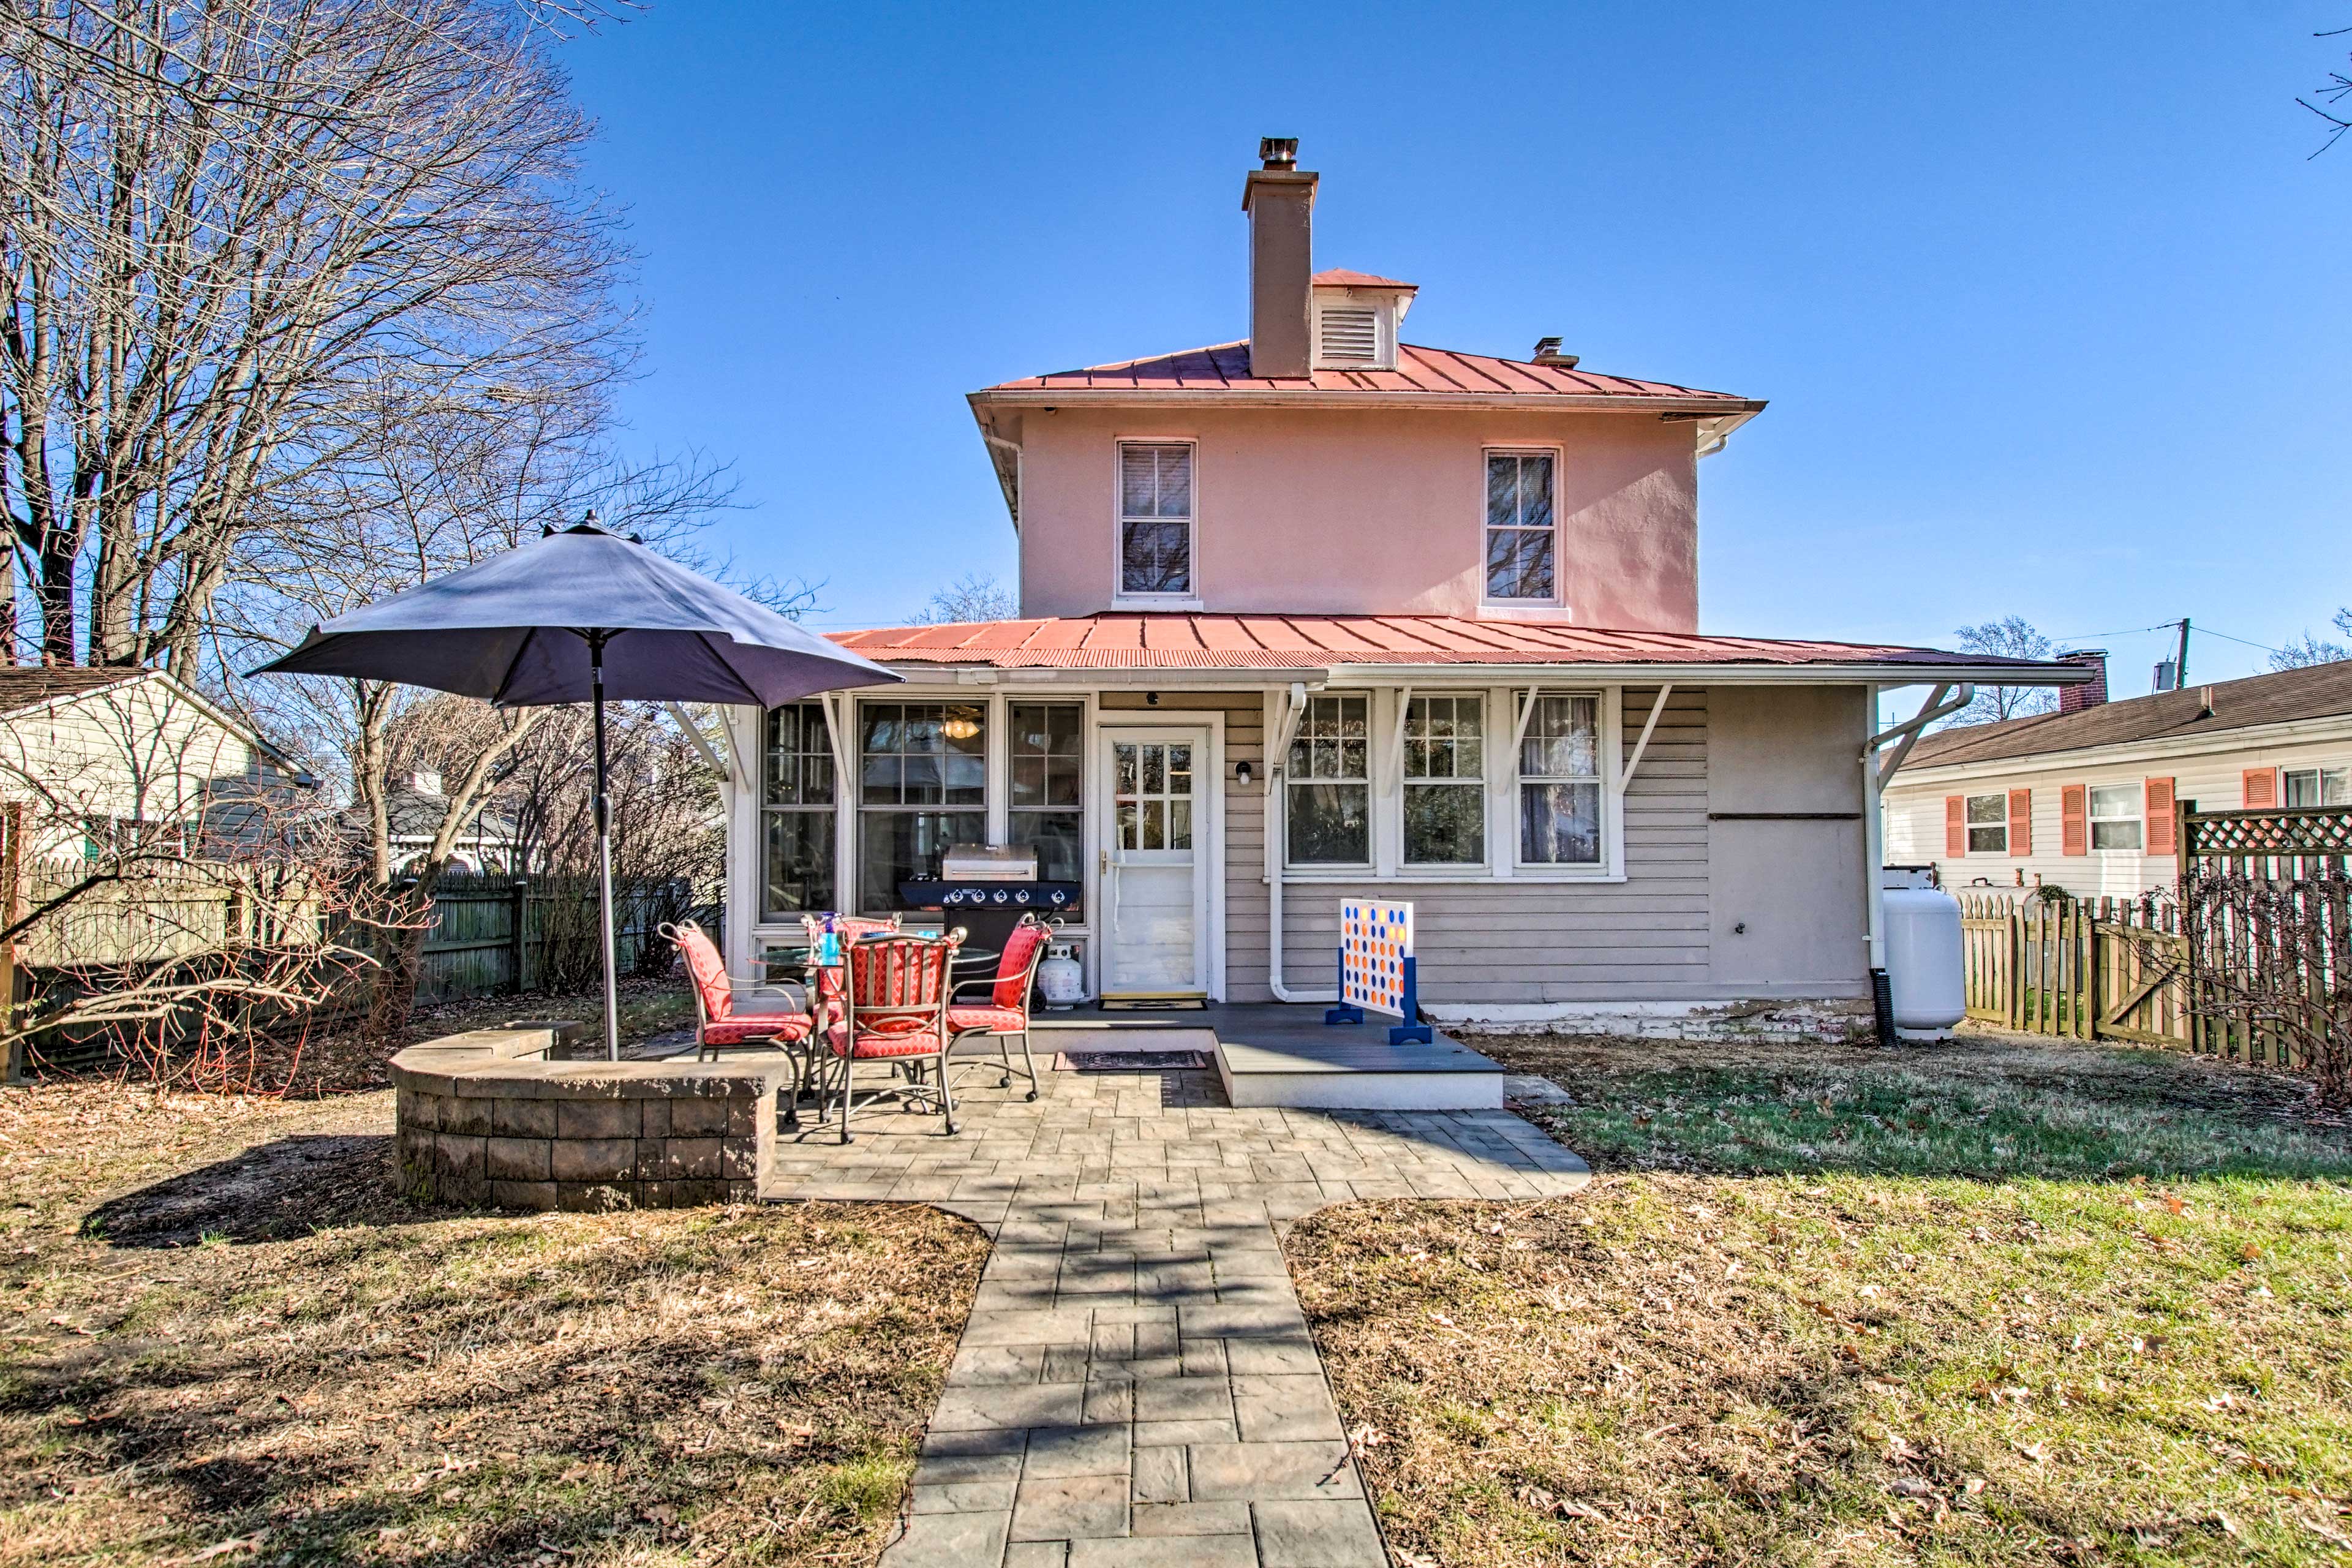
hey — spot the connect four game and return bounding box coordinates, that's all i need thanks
[1325,898,1433,1045]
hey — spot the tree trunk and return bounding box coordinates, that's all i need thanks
[362,865,442,1047]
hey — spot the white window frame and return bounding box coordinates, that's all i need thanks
[1964,791,2007,856]
[1112,438,1202,609]
[1480,446,1564,608]
[2087,782,2143,853]
[758,701,839,919]
[2282,764,2350,809]
[1284,690,1374,870]
[1400,692,1488,869]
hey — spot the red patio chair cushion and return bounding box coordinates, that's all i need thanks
[825,1022,941,1060]
[946,1005,1025,1035]
[704,1015,811,1047]
[992,923,1051,1010]
[674,924,734,1022]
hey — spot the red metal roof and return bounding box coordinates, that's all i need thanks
[1312,268,1417,292]
[976,341,1746,402]
[828,614,2075,676]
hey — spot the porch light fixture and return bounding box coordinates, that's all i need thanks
[1235,760,1254,786]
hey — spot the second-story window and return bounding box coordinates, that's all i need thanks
[1485,450,1556,601]
[1120,442,1193,596]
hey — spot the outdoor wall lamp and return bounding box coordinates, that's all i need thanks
[1235,760,1254,786]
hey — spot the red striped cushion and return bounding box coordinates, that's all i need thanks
[946,1005,1025,1035]
[703,1015,810,1046]
[826,1023,940,1060]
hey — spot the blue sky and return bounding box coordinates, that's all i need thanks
[558,2,2351,696]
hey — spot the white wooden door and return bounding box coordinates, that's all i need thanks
[1099,726,1208,997]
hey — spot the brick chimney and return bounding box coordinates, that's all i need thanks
[2056,649,2108,714]
[1242,137,1315,379]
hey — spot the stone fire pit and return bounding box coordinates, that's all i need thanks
[391,1023,790,1210]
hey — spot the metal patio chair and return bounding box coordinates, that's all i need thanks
[816,929,963,1143]
[662,921,818,1123]
[946,914,1052,1102]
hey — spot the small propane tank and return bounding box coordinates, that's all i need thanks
[1035,942,1085,1009]
[1882,867,1964,1039]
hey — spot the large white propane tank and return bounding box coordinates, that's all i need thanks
[1035,942,1085,1009]
[1882,867,1965,1040]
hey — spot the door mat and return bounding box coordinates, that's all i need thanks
[1098,996,1206,1011]
[1055,1049,1213,1072]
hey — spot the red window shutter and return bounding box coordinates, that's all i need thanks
[2060,784,2087,856]
[2241,767,2278,810]
[2007,787,2032,856]
[1945,794,1967,858]
[2145,777,2176,855]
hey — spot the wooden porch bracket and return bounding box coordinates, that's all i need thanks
[1616,683,1673,791]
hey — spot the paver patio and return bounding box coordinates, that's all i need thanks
[761,1055,1590,1567]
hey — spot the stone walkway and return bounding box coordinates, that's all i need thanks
[764,1058,1590,1567]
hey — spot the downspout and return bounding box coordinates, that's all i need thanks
[1859,682,1970,1028]
[1264,682,1336,1004]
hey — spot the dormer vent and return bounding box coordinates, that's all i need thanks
[1318,306,1379,364]
[1531,337,1579,368]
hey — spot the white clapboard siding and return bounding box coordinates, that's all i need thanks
[1273,687,1711,1001]
[1885,725,2352,900]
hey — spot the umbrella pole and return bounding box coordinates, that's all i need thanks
[590,631,620,1062]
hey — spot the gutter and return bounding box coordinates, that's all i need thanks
[969,388,1769,417]
[1261,682,1338,1005]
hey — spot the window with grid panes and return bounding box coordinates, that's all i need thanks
[1286,693,1370,864]
[1518,693,1602,865]
[1008,702,1084,913]
[1118,443,1193,595]
[1485,451,1556,601]
[1403,694,1485,865]
[856,701,986,913]
[761,703,835,916]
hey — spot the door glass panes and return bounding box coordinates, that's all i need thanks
[1518,693,1600,865]
[1286,693,1370,864]
[1113,740,1194,851]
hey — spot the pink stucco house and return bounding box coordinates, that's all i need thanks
[719,140,2077,1030]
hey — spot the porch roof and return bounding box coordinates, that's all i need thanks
[826,614,2090,685]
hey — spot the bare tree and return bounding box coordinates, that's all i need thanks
[2269,608,2352,672]
[913,571,1017,625]
[1943,616,2059,727]
[2302,24,2352,156]
[0,0,626,669]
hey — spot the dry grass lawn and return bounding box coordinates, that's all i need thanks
[0,1076,984,1566]
[1285,1032,2352,1567]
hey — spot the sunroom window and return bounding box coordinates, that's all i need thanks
[1403,695,1485,865]
[1008,701,1085,911]
[857,701,986,913]
[761,703,836,916]
[1518,693,1601,865]
[1286,693,1369,865]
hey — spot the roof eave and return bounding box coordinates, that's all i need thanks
[854,657,2094,686]
[967,388,1768,415]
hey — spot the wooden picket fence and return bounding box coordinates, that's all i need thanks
[1958,892,2192,1046]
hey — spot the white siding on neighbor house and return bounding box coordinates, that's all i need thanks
[1884,724,2352,899]
[0,677,274,859]
[1273,686,1720,1003]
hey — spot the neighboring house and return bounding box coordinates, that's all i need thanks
[713,140,2078,1027]
[344,770,524,875]
[0,666,309,861]
[1885,655,2352,899]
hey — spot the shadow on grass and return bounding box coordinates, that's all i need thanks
[79,1133,414,1248]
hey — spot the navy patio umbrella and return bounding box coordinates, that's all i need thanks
[257,518,903,1059]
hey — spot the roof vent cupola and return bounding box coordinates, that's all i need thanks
[1531,336,1580,368]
